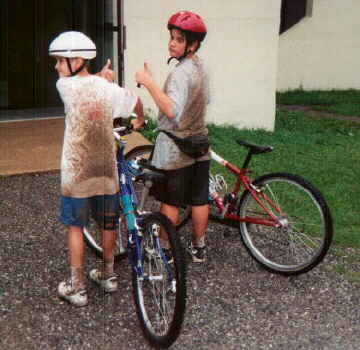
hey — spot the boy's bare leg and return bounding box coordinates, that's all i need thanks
[100,228,116,276]
[160,203,179,227]
[67,225,85,291]
[68,225,84,266]
[159,203,179,248]
[191,205,208,246]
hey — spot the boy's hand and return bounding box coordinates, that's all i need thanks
[99,59,115,82]
[130,118,144,131]
[135,63,153,87]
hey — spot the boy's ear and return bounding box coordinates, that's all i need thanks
[73,57,85,69]
[189,41,199,53]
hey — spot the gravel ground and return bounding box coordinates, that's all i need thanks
[0,172,359,350]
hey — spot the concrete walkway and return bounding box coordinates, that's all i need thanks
[277,104,360,123]
[0,118,151,176]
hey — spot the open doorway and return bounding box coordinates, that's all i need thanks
[0,0,123,121]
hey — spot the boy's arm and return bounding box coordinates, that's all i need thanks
[96,59,115,82]
[131,97,145,130]
[135,63,175,119]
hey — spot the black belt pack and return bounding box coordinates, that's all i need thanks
[161,130,210,159]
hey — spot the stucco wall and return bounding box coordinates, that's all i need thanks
[123,0,281,131]
[277,0,360,91]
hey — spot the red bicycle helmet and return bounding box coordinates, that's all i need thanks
[167,11,207,63]
[167,11,207,39]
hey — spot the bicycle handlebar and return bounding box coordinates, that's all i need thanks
[113,124,134,139]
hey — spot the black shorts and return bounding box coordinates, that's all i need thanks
[154,160,210,206]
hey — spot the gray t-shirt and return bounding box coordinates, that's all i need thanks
[151,58,211,170]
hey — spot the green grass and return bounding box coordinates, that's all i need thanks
[329,246,360,282]
[332,263,360,283]
[141,108,360,249]
[277,89,360,117]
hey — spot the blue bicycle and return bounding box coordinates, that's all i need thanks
[83,122,186,349]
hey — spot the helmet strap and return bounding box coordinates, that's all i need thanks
[65,57,88,76]
[167,43,193,65]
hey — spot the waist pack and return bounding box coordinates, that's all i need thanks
[161,130,210,159]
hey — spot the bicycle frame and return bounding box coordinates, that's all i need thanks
[114,130,174,279]
[210,150,282,227]
[115,131,144,276]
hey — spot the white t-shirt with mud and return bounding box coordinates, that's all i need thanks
[151,58,211,170]
[56,75,137,198]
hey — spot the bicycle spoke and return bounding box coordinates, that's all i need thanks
[247,226,290,247]
[290,225,323,245]
[287,229,321,256]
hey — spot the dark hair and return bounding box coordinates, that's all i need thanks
[168,26,204,64]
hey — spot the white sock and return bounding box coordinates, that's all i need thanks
[193,235,205,248]
[103,259,114,277]
[71,266,85,292]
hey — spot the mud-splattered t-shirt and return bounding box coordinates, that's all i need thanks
[56,75,137,198]
[151,58,211,170]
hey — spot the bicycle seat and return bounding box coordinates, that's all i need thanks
[235,139,274,154]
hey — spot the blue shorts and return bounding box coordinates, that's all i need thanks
[59,193,120,228]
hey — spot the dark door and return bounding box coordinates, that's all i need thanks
[0,0,120,117]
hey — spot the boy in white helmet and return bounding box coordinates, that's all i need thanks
[49,31,144,307]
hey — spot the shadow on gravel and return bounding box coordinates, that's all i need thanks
[0,173,359,350]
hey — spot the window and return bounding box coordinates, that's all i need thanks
[0,0,121,121]
[280,0,312,34]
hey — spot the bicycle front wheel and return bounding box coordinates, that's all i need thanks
[125,145,191,229]
[83,214,127,262]
[133,212,186,349]
[238,173,332,275]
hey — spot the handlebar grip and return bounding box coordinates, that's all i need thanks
[114,124,133,137]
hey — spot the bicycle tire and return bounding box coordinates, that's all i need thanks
[125,145,191,229]
[238,172,333,275]
[133,212,186,349]
[83,213,127,262]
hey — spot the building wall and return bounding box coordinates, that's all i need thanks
[123,0,281,131]
[277,0,360,91]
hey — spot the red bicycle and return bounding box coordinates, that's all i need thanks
[125,139,333,276]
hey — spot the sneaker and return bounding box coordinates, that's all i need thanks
[187,242,206,263]
[58,280,88,307]
[89,269,118,293]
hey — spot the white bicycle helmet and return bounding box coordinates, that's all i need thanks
[49,31,96,59]
[49,31,96,76]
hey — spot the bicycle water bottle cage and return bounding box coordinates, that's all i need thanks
[209,173,227,192]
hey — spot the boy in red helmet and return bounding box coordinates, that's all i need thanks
[136,11,210,262]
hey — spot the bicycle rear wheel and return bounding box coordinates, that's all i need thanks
[83,214,127,262]
[238,173,332,275]
[125,145,191,229]
[133,212,186,349]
